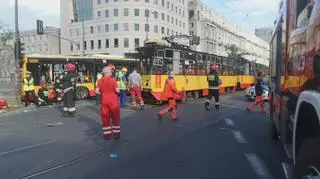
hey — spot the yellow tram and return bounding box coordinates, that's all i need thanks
[136,41,263,102]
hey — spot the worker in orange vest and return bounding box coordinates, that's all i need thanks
[158,71,180,120]
[247,71,265,113]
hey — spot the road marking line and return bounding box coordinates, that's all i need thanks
[224,118,235,126]
[232,130,247,144]
[245,153,274,179]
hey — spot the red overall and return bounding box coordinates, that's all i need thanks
[247,96,265,112]
[97,76,121,140]
[158,77,179,120]
[130,85,144,106]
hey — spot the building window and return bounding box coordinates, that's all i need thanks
[191,23,194,27]
[179,20,181,27]
[162,13,165,20]
[98,40,101,49]
[84,41,87,50]
[91,40,94,49]
[175,7,177,13]
[90,26,94,33]
[97,0,101,4]
[183,22,185,28]
[124,23,129,31]
[154,25,158,33]
[134,38,139,48]
[124,8,129,16]
[161,26,165,34]
[113,9,119,16]
[105,24,109,32]
[76,28,80,36]
[106,0,109,3]
[145,0,149,2]
[145,24,149,32]
[154,11,158,19]
[134,24,140,31]
[167,15,169,22]
[134,9,140,16]
[97,25,101,33]
[176,19,178,25]
[70,43,73,51]
[114,38,119,48]
[179,9,181,15]
[105,10,109,17]
[44,44,48,52]
[114,0,118,2]
[124,0,128,1]
[105,39,109,48]
[183,10,185,17]
[124,38,129,48]
[114,23,119,31]
[97,11,101,17]
[167,28,169,35]
[154,0,158,4]
[171,4,173,11]
[171,17,174,24]
[167,2,169,9]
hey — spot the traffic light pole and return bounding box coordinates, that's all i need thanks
[14,0,21,105]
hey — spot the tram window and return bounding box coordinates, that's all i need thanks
[165,49,174,58]
[157,50,164,57]
[76,64,94,84]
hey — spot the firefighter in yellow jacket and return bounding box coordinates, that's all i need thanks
[23,71,37,107]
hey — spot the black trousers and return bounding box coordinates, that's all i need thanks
[63,89,76,115]
[24,90,37,106]
[207,89,220,105]
[96,94,101,105]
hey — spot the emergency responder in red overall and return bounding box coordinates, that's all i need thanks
[247,71,265,113]
[158,71,180,120]
[128,67,144,110]
[53,72,63,104]
[95,67,121,140]
[205,64,222,111]
[62,63,77,117]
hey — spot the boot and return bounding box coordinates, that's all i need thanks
[205,102,210,111]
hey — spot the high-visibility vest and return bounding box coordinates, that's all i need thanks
[23,77,35,91]
[117,72,126,90]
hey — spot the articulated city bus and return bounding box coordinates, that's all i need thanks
[269,0,320,178]
[21,55,140,100]
[136,40,266,102]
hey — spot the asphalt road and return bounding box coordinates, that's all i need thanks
[0,93,287,179]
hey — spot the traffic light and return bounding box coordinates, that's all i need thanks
[37,20,44,35]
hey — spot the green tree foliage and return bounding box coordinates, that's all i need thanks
[225,44,249,60]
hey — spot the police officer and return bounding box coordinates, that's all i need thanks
[54,72,63,104]
[62,63,77,117]
[23,71,37,107]
[205,64,222,111]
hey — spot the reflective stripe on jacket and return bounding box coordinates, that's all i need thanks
[23,77,35,91]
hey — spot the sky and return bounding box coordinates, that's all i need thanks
[0,0,280,34]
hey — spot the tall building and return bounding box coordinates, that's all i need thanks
[20,26,61,55]
[60,0,189,56]
[255,27,273,43]
[188,0,269,66]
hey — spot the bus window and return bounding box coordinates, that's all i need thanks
[76,64,94,84]
[27,63,41,85]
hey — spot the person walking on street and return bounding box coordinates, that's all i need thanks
[53,72,63,104]
[23,71,37,107]
[95,67,121,140]
[158,71,180,120]
[62,63,77,118]
[117,67,128,107]
[128,67,144,110]
[205,64,222,111]
[247,72,265,113]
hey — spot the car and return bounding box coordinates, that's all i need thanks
[245,84,269,102]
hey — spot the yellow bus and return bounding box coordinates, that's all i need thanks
[21,55,140,100]
[136,43,264,102]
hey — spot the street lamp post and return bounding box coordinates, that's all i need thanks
[14,0,21,105]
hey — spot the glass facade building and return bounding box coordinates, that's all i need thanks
[76,0,93,21]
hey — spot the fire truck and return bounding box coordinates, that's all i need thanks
[269,0,320,178]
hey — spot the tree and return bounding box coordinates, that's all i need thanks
[0,21,14,50]
[225,44,249,61]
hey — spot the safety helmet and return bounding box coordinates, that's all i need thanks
[121,67,128,72]
[66,63,76,71]
[107,64,116,71]
[210,64,219,71]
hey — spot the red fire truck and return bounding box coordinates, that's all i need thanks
[269,0,320,178]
